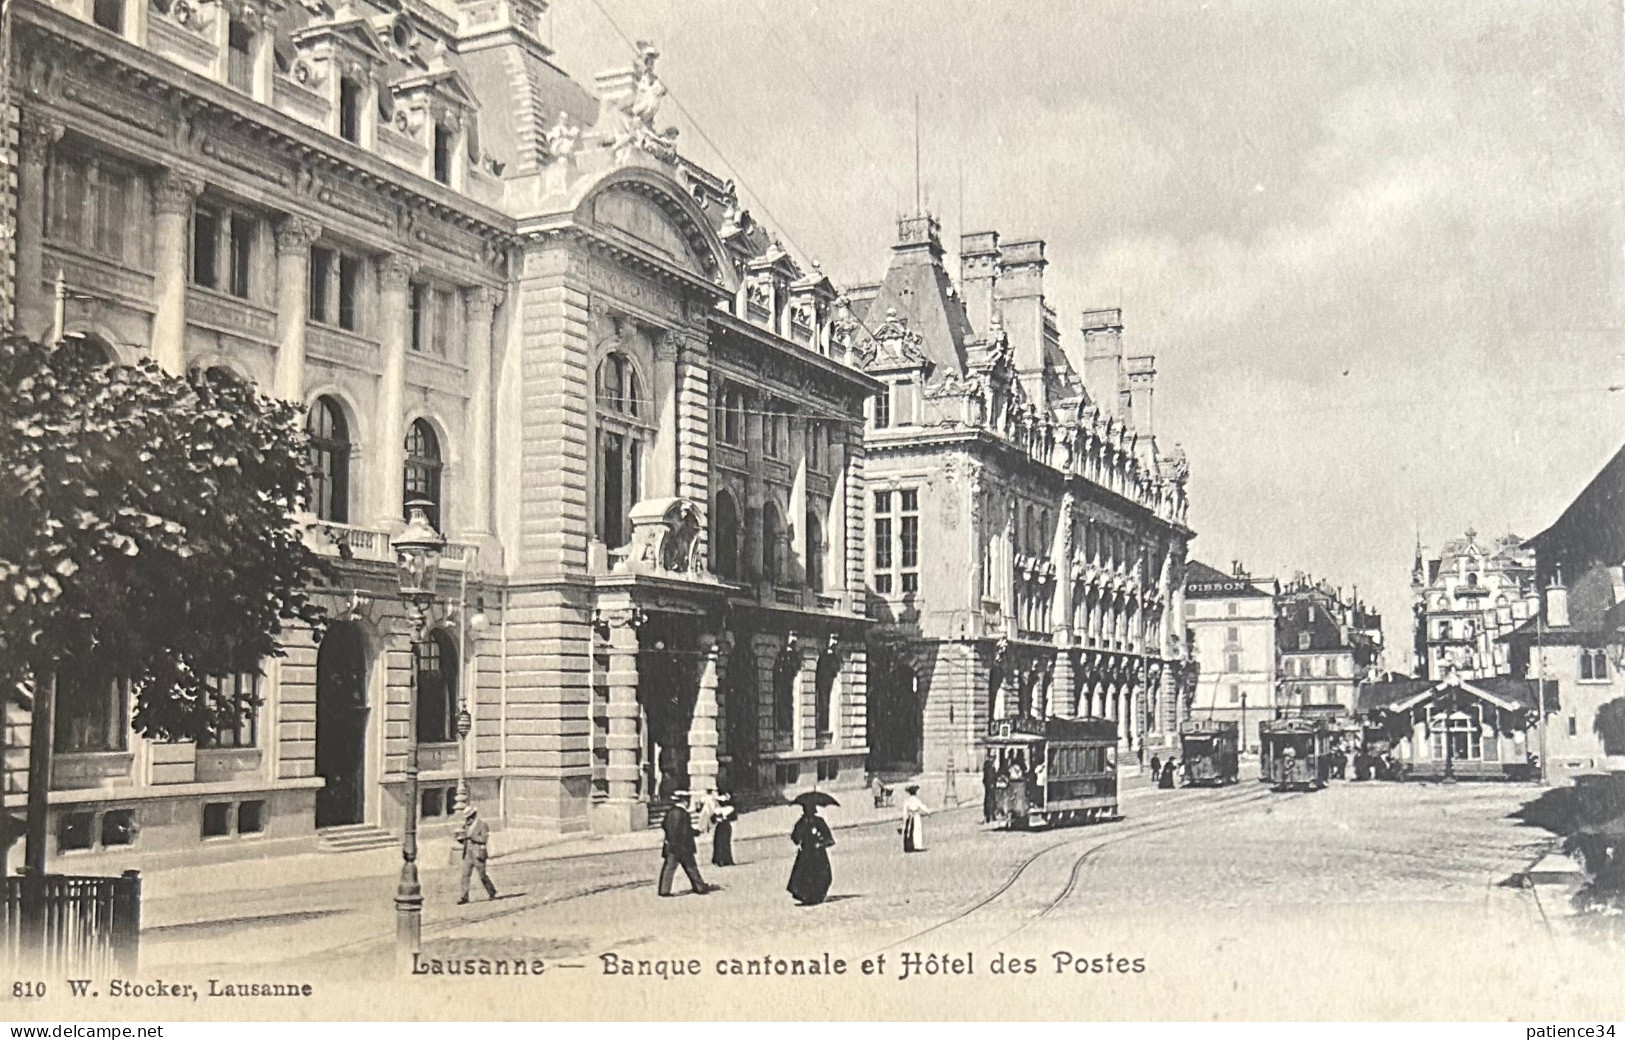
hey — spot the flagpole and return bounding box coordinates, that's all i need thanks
[51,268,65,345]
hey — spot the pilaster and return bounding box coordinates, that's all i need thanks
[14,111,63,341]
[462,285,501,540]
[152,170,204,375]
[596,609,644,832]
[273,216,322,401]
[376,253,415,526]
[687,634,720,797]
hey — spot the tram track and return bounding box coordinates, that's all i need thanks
[873,781,1297,954]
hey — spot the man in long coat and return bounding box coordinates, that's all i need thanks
[658,797,714,896]
[456,805,498,904]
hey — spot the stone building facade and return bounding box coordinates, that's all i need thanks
[1183,560,1277,752]
[1506,444,1625,778]
[1276,575,1382,716]
[854,217,1193,796]
[3,0,875,866]
[1412,530,1536,681]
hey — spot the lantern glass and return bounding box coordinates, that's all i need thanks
[393,499,445,601]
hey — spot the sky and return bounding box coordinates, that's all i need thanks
[545,0,1625,669]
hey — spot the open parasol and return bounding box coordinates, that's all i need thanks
[790,790,840,809]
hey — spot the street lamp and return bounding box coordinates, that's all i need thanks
[392,498,444,964]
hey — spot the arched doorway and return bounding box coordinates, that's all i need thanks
[315,621,369,827]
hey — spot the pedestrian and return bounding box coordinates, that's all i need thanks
[1158,757,1176,789]
[1150,753,1162,781]
[456,804,498,904]
[982,755,998,824]
[711,793,736,867]
[901,784,931,853]
[657,794,714,897]
[787,801,835,906]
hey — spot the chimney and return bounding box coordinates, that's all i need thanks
[1125,354,1156,436]
[1081,308,1124,418]
[1232,560,1244,578]
[1545,571,1570,628]
[994,238,1048,407]
[959,231,999,337]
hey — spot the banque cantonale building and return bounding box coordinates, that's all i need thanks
[855,218,1195,794]
[4,0,889,861]
[2,0,1191,863]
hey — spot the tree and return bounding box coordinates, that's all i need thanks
[0,334,333,742]
[1594,696,1625,758]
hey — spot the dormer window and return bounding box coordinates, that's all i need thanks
[227,19,257,93]
[339,77,363,144]
[433,123,454,185]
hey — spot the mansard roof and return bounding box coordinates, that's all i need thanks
[852,218,976,378]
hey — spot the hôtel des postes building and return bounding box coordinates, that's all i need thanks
[854,215,1195,796]
[2,0,881,865]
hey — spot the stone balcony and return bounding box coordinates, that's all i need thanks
[303,518,480,572]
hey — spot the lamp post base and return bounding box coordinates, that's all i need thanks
[396,860,423,970]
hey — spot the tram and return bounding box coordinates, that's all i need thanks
[984,716,1119,829]
[1258,717,1332,790]
[1179,719,1239,786]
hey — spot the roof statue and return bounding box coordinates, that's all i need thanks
[542,109,581,161]
[606,40,679,164]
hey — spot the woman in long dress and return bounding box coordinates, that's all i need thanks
[786,804,834,905]
[712,794,735,867]
[901,784,930,853]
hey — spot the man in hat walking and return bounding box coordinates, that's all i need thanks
[456,804,498,904]
[658,794,714,896]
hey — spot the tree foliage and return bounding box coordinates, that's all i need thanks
[0,335,333,741]
[1595,696,1625,757]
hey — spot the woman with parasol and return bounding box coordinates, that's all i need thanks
[787,790,837,906]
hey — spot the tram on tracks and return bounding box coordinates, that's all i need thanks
[985,715,1119,829]
[1258,717,1332,790]
[1179,719,1239,786]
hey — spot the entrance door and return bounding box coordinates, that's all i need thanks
[315,621,369,827]
[868,658,922,771]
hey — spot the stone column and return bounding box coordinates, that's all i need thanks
[151,170,204,375]
[599,614,644,833]
[14,113,63,340]
[844,430,866,602]
[687,635,720,797]
[376,254,415,527]
[788,414,807,586]
[462,286,500,539]
[1051,492,1077,716]
[827,431,848,596]
[651,331,680,498]
[273,216,322,401]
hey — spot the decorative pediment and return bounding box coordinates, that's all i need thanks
[590,187,707,276]
[854,308,929,374]
[292,14,392,75]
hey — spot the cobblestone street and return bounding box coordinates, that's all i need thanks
[134,776,1622,1018]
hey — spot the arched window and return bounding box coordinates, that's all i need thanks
[762,502,784,586]
[415,629,457,744]
[403,419,443,527]
[594,352,648,550]
[307,396,350,523]
[805,505,825,592]
[713,490,741,580]
[815,651,839,746]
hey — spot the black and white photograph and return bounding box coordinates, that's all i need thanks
[0,0,1622,1023]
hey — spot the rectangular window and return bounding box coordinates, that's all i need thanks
[91,0,123,32]
[1226,626,1240,643]
[229,214,254,298]
[874,517,892,573]
[1229,684,1240,704]
[338,254,362,331]
[410,283,427,352]
[59,812,94,853]
[238,800,266,835]
[192,205,221,289]
[873,388,891,429]
[309,246,333,322]
[1325,657,1339,678]
[717,387,745,446]
[339,78,362,144]
[202,802,232,838]
[1569,716,1578,737]
[899,489,919,593]
[48,149,137,265]
[54,668,129,754]
[433,124,454,185]
[1298,631,1311,650]
[1581,649,1608,681]
[1225,653,1241,673]
[101,809,136,847]
[1227,602,1238,616]
[198,672,259,749]
[95,167,129,261]
[227,19,256,93]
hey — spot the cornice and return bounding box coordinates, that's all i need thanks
[711,310,883,397]
[14,1,519,249]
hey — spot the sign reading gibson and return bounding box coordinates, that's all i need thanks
[1185,579,1263,597]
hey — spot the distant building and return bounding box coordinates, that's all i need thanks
[1183,560,1277,752]
[1412,530,1536,680]
[1506,445,1625,777]
[1276,575,1382,716]
[855,217,1195,794]
[1356,673,1554,779]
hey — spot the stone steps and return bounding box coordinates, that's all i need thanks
[317,823,398,854]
